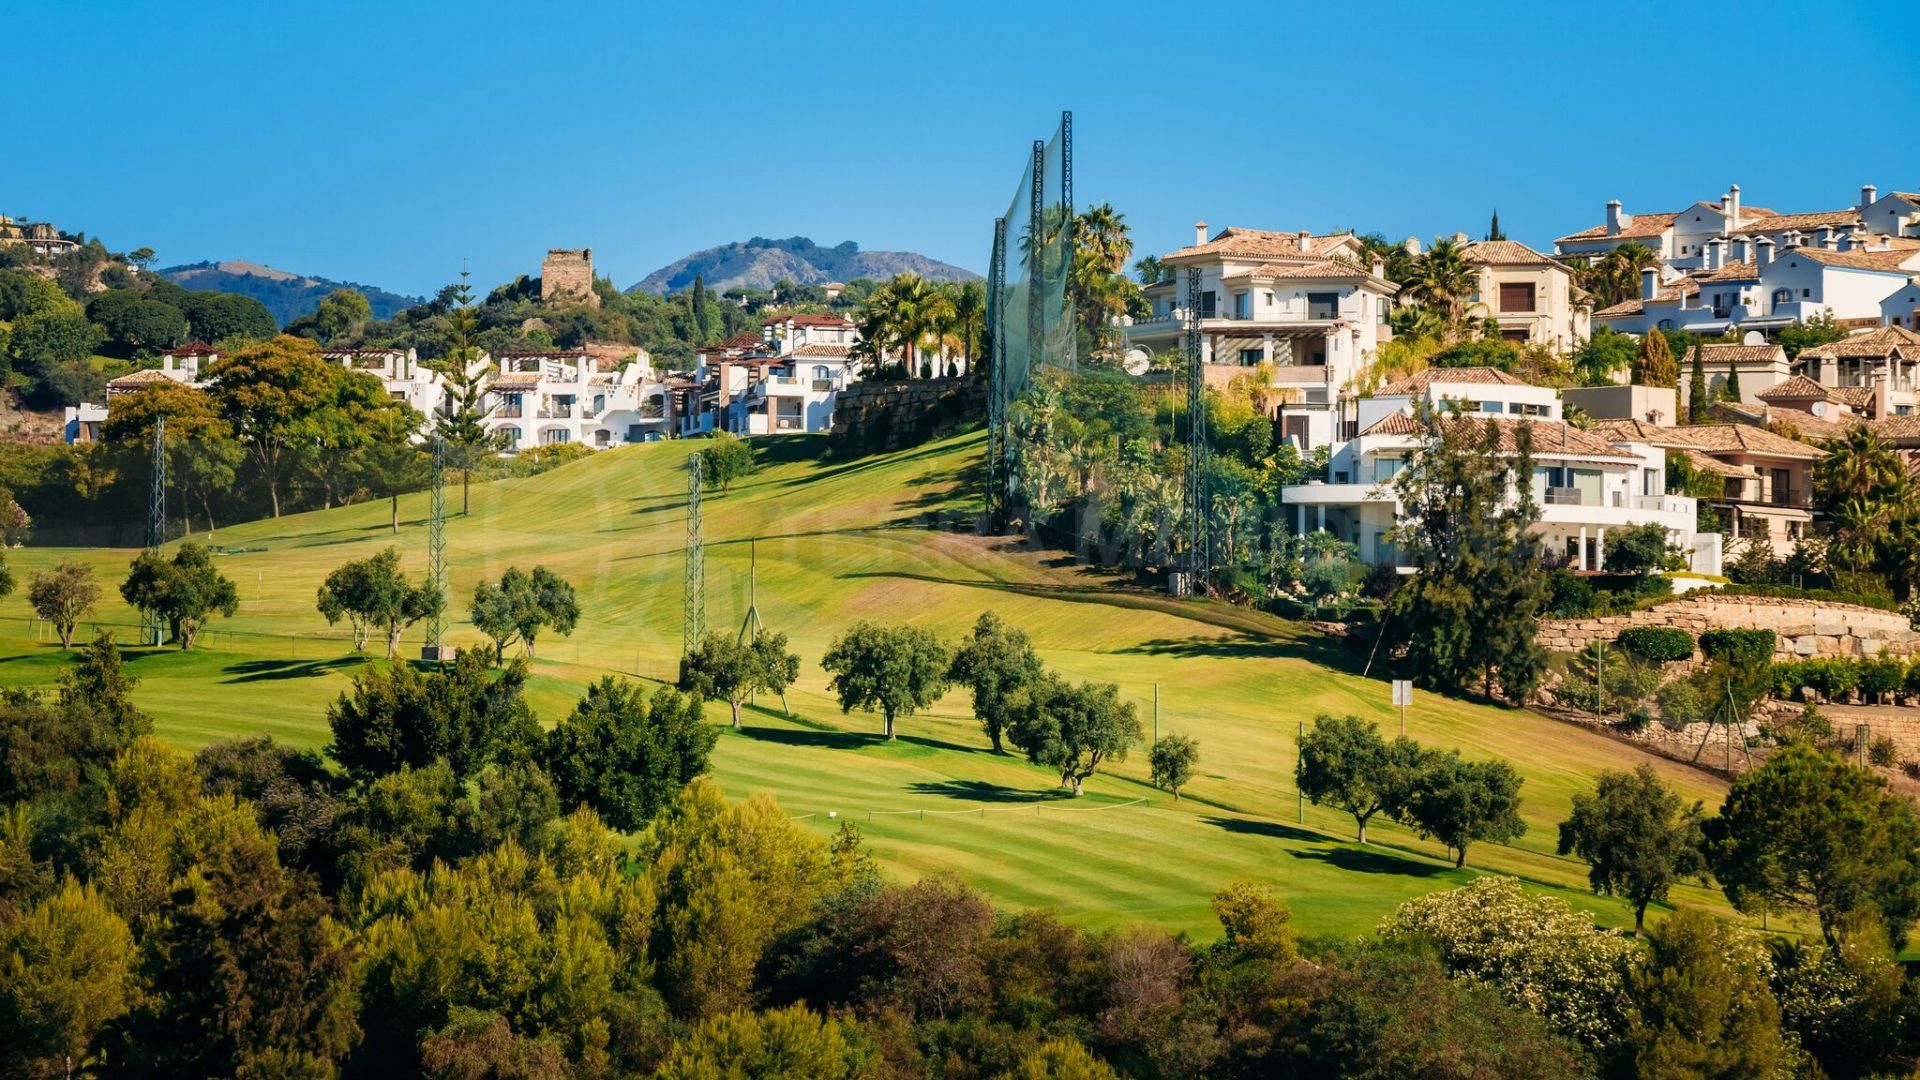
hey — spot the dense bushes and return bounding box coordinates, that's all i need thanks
[1699,628,1777,668]
[1719,583,1904,612]
[1771,654,1920,705]
[1616,626,1694,662]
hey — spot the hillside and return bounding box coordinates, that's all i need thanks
[158,259,421,326]
[631,236,977,294]
[0,432,1735,936]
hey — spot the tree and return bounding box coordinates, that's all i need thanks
[1622,908,1788,1078]
[0,881,136,1080]
[1149,734,1199,800]
[1687,344,1710,422]
[1388,409,1549,702]
[207,335,345,517]
[543,677,717,832]
[27,561,99,649]
[1295,714,1430,843]
[1570,327,1639,388]
[1005,673,1141,795]
[699,433,756,493]
[353,407,428,533]
[1724,365,1742,404]
[656,1006,860,1080]
[469,566,579,662]
[326,648,541,782]
[118,542,239,649]
[1633,328,1678,388]
[1777,312,1849,360]
[1210,879,1298,962]
[286,287,372,344]
[1404,752,1526,867]
[948,610,1044,753]
[1557,764,1706,933]
[100,380,242,534]
[181,291,277,345]
[1404,236,1479,339]
[1601,520,1676,576]
[86,291,187,355]
[820,621,951,740]
[1705,742,1920,951]
[315,547,443,658]
[682,629,798,728]
[429,270,507,515]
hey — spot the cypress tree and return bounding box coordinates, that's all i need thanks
[1487,210,1505,242]
[1688,346,1709,422]
[1724,365,1743,403]
[1637,328,1677,389]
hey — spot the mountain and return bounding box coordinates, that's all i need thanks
[630,236,977,295]
[158,260,423,327]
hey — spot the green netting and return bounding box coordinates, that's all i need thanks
[995,118,1073,403]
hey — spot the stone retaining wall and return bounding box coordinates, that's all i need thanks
[829,377,984,457]
[1537,594,1918,660]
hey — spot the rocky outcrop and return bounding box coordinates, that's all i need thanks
[829,377,984,457]
[1538,595,1918,660]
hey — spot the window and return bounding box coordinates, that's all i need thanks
[1307,292,1339,319]
[1497,282,1536,313]
[1772,288,1791,306]
[1481,400,1502,413]
[626,424,647,442]
[1508,402,1547,416]
[594,429,610,446]
[1657,319,1675,330]
[1233,292,1249,319]
[1501,328,1530,342]
[1238,347,1265,365]
[1801,289,1810,298]
[1373,456,1403,483]
[1198,290,1217,317]
[499,426,521,444]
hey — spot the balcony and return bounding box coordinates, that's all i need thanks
[494,404,523,419]
[535,405,574,419]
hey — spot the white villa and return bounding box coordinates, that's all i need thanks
[687,312,863,436]
[1124,223,1397,451]
[1280,367,1720,575]
[481,348,671,450]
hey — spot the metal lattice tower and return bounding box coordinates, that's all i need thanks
[1028,139,1044,369]
[144,416,167,645]
[423,434,448,658]
[985,216,1007,524]
[1060,109,1074,371]
[683,454,705,657]
[1183,266,1208,593]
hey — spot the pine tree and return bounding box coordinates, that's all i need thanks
[691,275,713,345]
[433,270,506,514]
[1688,345,1709,422]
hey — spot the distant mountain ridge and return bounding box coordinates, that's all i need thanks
[631,236,977,295]
[158,260,422,327]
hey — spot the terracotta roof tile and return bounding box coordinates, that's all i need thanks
[1731,210,1861,234]
[1556,211,1680,244]
[1694,261,1762,282]
[762,312,853,328]
[1680,343,1786,365]
[1162,227,1358,262]
[1591,420,1825,460]
[1375,412,1636,459]
[108,369,175,387]
[1375,367,1529,395]
[1756,374,1838,401]
[788,342,851,358]
[1781,246,1920,272]
[1462,239,1559,266]
[1359,411,1423,436]
[1799,325,1920,359]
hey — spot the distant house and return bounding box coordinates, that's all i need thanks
[1677,342,1791,405]
[1591,419,1824,546]
[1796,325,1920,417]
[1456,238,1590,350]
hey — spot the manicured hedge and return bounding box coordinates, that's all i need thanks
[1718,584,1903,613]
[1615,626,1694,662]
[1698,628,1777,668]
[1771,655,1918,703]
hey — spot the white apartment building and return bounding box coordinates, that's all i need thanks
[1124,224,1397,450]
[1281,368,1719,575]
[320,347,445,416]
[1594,233,1920,336]
[681,314,864,436]
[65,343,219,443]
[1556,184,1920,274]
[482,349,670,451]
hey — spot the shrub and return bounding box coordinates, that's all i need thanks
[1869,735,1898,769]
[1858,657,1907,703]
[1698,629,1776,669]
[1616,627,1694,663]
[1799,658,1859,703]
[1717,584,1902,613]
[1908,661,1920,698]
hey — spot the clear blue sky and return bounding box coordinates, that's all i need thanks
[14,0,1918,298]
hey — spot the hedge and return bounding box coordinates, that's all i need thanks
[1770,655,1919,702]
[1615,626,1694,662]
[1698,629,1777,668]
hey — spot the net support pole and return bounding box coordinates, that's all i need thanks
[144,416,167,646]
[1183,266,1208,595]
[986,216,1008,526]
[422,434,448,661]
[683,454,705,660]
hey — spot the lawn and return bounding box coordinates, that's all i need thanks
[0,430,1736,938]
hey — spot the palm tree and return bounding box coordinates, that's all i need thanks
[1816,428,1911,573]
[1070,204,1140,357]
[1588,242,1660,308]
[1404,237,1479,340]
[947,280,987,371]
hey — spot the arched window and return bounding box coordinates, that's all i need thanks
[499,426,521,444]
[1772,288,1791,307]
[1656,319,1675,331]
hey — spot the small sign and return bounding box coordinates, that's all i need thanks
[1391,680,1412,707]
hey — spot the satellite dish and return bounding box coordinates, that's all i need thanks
[1742,330,1766,346]
[1810,401,1829,417]
[1123,347,1153,376]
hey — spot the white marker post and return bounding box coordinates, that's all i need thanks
[1391,679,1412,736]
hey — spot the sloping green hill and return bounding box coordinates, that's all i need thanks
[0,431,1730,936]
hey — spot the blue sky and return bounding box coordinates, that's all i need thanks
[13,0,1918,298]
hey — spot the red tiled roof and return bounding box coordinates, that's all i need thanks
[1799,324,1920,359]
[762,312,853,328]
[1162,227,1358,262]
[1463,239,1560,266]
[1556,211,1680,244]
[1756,374,1839,401]
[1375,367,1530,395]
[1680,343,1786,365]
[1730,210,1860,234]
[167,342,219,356]
[108,369,175,387]
[1780,246,1920,273]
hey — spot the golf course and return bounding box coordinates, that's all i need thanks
[0,430,1732,937]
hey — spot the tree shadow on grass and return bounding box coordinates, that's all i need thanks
[221,657,362,684]
[734,725,983,756]
[1119,632,1368,674]
[907,780,1068,804]
[1205,816,1449,878]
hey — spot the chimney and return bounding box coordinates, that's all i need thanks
[1821,227,1839,250]
[1297,229,1312,252]
[1641,267,1659,300]
[1606,199,1626,235]
[1731,236,1750,264]
[1194,220,1208,246]
[1452,231,1468,244]
[1847,227,1868,250]
[1705,238,1723,270]
[1725,183,1741,225]
[1370,255,1386,279]
[1838,230,1855,252]
[1755,236,1774,267]
[1862,184,1878,210]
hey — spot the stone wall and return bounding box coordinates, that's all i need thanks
[829,377,984,457]
[1538,594,1919,660]
[541,248,599,308]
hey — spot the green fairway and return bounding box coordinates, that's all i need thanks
[0,430,1735,938]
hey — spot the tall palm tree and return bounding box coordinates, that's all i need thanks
[1404,237,1478,341]
[1070,204,1140,357]
[1589,242,1659,308]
